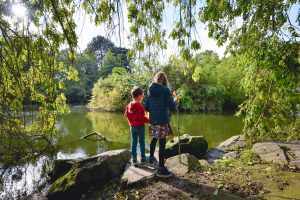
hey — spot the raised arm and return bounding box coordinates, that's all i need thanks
[166,88,176,111]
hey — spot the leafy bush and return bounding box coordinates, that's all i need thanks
[88,50,248,113]
[163,51,246,112]
[88,68,150,111]
[177,85,193,111]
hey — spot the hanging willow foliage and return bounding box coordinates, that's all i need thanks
[200,0,300,142]
[0,0,79,162]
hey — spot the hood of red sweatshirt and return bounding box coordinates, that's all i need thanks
[126,102,140,114]
[124,101,149,126]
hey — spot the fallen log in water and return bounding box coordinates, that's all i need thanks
[80,131,107,141]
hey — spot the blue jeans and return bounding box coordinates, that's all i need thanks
[130,126,145,160]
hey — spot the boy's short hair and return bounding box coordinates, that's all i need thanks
[131,86,144,99]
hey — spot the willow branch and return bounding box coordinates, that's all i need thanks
[50,0,75,55]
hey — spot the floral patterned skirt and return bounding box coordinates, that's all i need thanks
[149,124,173,138]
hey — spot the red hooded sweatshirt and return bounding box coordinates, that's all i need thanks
[124,101,149,126]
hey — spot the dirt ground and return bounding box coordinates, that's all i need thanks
[82,159,300,200]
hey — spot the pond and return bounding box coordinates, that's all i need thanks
[55,111,243,159]
[0,110,243,199]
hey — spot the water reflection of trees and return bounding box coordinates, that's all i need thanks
[86,112,131,143]
[171,114,243,148]
[0,156,52,199]
[56,112,94,139]
[54,112,243,156]
[55,112,132,157]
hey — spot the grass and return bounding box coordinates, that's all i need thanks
[208,149,300,199]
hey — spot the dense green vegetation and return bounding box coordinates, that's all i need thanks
[57,50,99,104]
[165,51,246,112]
[58,37,130,104]
[89,50,246,112]
[88,67,149,111]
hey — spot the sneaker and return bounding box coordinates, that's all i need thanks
[149,157,157,165]
[132,159,138,167]
[140,157,147,165]
[156,167,172,178]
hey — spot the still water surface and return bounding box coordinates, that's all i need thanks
[56,111,243,159]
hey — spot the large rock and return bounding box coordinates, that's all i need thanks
[252,141,300,168]
[253,142,287,164]
[47,149,130,199]
[165,134,208,159]
[49,159,77,183]
[217,135,245,151]
[207,135,245,163]
[282,143,300,168]
[121,164,155,187]
[253,141,300,169]
[165,153,199,175]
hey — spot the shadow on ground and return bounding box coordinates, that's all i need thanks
[85,173,259,200]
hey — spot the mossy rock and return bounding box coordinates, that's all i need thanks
[48,167,79,199]
[49,159,77,183]
[47,149,131,199]
[165,134,208,159]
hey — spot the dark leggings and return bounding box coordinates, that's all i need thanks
[150,137,166,167]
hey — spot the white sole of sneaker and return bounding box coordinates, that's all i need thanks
[148,162,156,166]
[155,173,173,178]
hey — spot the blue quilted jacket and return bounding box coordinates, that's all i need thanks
[144,83,176,125]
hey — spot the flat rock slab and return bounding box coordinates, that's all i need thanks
[278,143,300,168]
[121,164,155,186]
[217,135,245,151]
[253,142,287,164]
[253,142,300,168]
[165,153,199,176]
[206,135,246,163]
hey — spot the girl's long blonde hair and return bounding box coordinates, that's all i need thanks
[153,71,171,89]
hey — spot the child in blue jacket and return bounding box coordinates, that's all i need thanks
[145,71,176,177]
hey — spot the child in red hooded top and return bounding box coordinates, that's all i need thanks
[124,86,149,166]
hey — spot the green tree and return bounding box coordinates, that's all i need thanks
[87,35,130,69]
[87,35,115,65]
[163,52,229,112]
[216,56,246,110]
[201,1,300,142]
[100,51,124,77]
[89,67,150,111]
[192,51,220,84]
[0,0,78,163]
[61,51,100,103]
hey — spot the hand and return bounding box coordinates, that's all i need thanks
[173,91,177,97]
[173,91,180,102]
